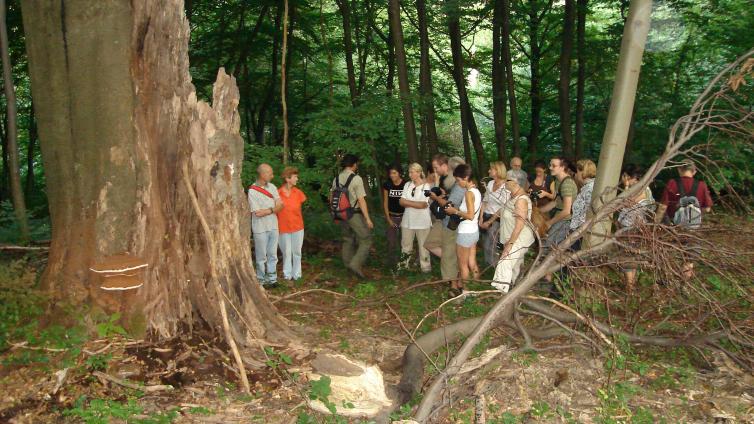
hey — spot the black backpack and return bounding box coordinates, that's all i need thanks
[331,174,356,221]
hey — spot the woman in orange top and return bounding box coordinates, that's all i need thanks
[277,167,307,281]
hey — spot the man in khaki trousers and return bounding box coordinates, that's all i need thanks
[331,154,374,278]
[424,154,465,281]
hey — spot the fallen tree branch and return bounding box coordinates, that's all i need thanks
[93,371,173,392]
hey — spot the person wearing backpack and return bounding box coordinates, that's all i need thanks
[539,156,578,294]
[655,160,713,280]
[248,163,283,288]
[330,154,374,278]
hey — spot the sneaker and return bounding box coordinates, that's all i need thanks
[491,282,511,293]
[264,282,280,289]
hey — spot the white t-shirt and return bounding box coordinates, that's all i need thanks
[401,181,432,230]
[483,180,510,216]
[458,188,482,234]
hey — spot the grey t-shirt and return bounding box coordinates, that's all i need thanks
[248,182,280,233]
[443,183,467,227]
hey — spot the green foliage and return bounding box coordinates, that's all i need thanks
[0,201,51,243]
[64,396,178,424]
[308,375,337,414]
[95,313,128,338]
[0,259,43,350]
[84,353,112,371]
[264,346,293,369]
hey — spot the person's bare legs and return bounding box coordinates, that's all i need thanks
[469,244,480,280]
[455,245,470,290]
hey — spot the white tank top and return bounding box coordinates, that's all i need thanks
[458,188,482,234]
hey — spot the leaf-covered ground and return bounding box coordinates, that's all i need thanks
[1,220,753,423]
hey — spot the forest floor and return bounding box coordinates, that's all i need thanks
[1,218,754,423]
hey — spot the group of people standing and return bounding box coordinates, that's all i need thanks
[248,164,307,288]
[248,152,712,295]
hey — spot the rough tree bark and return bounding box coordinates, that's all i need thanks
[281,0,289,164]
[587,0,652,246]
[388,0,419,163]
[448,3,488,174]
[527,0,543,160]
[336,0,358,105]
[501,0,521,157]
[416,0,439,157]
[255,1,282,144]
[26,102,36,197]
[21,0,293,344]
[384,1,396,94]
[558,0,576,157]
[1,0,30,241]
[492,0,508,162]
[574,0,588,157]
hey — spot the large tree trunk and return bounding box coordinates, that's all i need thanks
[587,0,652,247]
[574,0,587,157]
[336,0,358,105]
[558,0,576,157]
[21,0,293,345]
[415,0,438,157]
[501,0,520,157]
[492,0,508,162]
[281,0,289,164]
[448,4,487,174]
[1,0,29,242]
[388,0,419,163]
[527,0,542,160]
[256,1,282,144]
[26,103,36,197]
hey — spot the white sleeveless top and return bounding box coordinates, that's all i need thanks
[458,188,482,234]
[499,194,535,247]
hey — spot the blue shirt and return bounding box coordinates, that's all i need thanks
[443,183,467,227]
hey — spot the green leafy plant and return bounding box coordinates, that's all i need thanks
[95,313,128,338]
[64,396,178,424]
[264,346,293,369]
[84,353,112,371]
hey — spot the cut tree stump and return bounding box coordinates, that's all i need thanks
[306,353,393,418]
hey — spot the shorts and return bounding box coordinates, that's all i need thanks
[456,231,480,248]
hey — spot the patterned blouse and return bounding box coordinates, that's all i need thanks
[570,179,595,230]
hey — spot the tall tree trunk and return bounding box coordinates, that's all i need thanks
[26,103,36,197]
[574,0,587,157]
[385,0,396,94]
[558,0,576,157]
[281,0,289,164]
[492,0,508,162]
[587,0,652,247]
[1,115,7,202]
[21,0,293,349]
[527,0,542,160]
[416,0,438,157]
[256,2,282,144]
[336,0,358,105]
[501,0,520,157]
[448,4,487,174]
[319,0,334,104]
[388,0,419,163]
[461,119,472,167]
[1,0,30,241]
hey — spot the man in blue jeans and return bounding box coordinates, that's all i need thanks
[248,163,283,288]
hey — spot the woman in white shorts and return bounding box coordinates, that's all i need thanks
[398,163,433,273]
[445,164,481,295]
[492,176,535,293]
